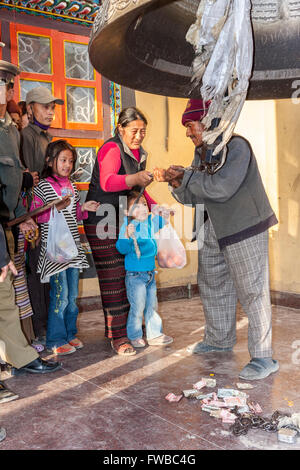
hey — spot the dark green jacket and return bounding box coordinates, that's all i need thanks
[0,113,26,220]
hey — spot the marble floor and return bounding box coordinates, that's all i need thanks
[0,297,299,451]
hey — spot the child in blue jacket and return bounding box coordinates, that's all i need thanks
[116,190,173,349]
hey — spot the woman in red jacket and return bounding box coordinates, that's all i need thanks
[84,107,155,356]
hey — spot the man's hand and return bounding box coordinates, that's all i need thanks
[0,261,18,282]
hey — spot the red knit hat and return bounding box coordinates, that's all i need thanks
[181,99,210,126]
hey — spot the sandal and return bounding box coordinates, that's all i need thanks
[111,340,136,356]
[239,358,279,380]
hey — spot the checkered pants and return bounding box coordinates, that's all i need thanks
[197,219,273,358]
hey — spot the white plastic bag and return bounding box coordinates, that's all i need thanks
[156,223,186,269]
[46,206,78,263]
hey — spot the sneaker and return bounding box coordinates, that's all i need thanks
[239,358,279,380]
[131,338,146,348]
[51,344,76,356]
[69,338,84,349]
[147,335,173,346]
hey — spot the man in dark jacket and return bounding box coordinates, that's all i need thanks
[21,86,63,174]
[166,99,279,380]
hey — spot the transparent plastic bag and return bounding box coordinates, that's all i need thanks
[46,206,78,263]
[156,223,186,269]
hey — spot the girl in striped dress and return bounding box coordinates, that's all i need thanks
[31,140,99,356]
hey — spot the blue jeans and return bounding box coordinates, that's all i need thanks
[46,268,79,349]
[125,270,163,341]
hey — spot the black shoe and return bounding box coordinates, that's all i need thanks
[13,357,62,375]
[0,382,19,404]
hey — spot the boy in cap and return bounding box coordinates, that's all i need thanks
[20,86,64,345]
[165,98,279,381]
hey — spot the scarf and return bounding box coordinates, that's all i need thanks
[33,116,50,131]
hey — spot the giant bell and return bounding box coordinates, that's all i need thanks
[89,0,300,100]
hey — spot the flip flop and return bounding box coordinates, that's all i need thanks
[111,340,136,356]
[239,358,279,380]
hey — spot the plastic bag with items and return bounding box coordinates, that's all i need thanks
[46,206,78,263]
[156,223,186,269]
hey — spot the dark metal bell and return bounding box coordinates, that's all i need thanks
[89,0,300,100]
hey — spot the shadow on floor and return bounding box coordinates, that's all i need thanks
[0,297,299,451]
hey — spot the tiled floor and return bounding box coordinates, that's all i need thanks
[0,297,299,451]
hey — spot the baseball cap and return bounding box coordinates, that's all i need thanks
[26,86,64,105]
[0,60,20,85]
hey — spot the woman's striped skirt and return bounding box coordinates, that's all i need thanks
[84,224,129,341]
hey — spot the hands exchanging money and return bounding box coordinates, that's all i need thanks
[153,166,184,188]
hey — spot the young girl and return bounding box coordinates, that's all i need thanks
[116,190,173,349]
[31,140,99,356]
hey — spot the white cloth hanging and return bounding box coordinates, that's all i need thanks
[186,0,253,155]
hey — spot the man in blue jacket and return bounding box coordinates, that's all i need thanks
[166,99,278,380]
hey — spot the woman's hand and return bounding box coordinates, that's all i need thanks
[164,165,185,188]
[126,170,153,188]
[82,200,100,212]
